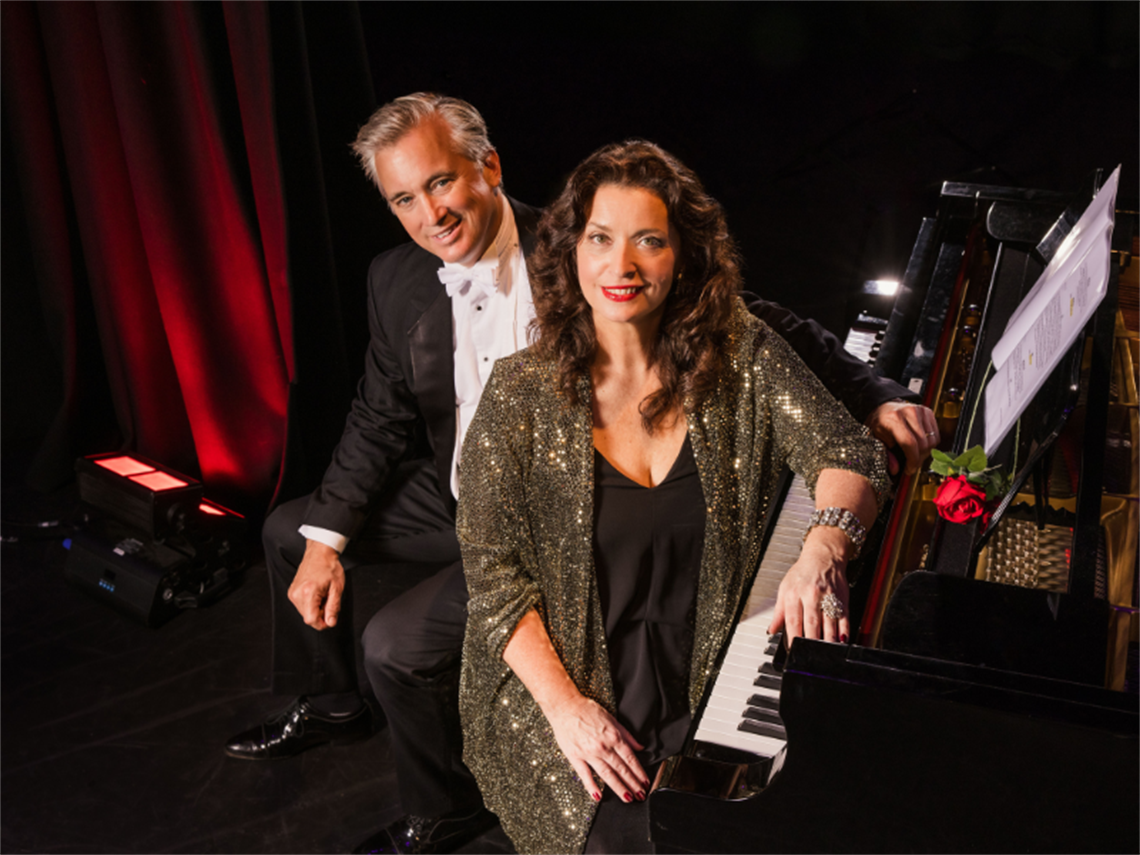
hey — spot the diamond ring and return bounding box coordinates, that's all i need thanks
[820,593,845,620]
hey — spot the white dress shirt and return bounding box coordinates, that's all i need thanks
[300,194,534,553]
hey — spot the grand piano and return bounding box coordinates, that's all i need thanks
[649,171,1139,853]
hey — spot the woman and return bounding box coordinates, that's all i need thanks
[456,141,889,854]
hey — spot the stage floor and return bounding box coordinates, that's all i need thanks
[0,480,513,854]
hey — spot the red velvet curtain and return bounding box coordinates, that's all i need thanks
[2,1,366,510]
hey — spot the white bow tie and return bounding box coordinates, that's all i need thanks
[438,262,498,299]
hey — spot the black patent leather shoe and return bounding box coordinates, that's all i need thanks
[352,807,499,854]
[224,696,373,760]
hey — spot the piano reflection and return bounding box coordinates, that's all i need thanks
[649,170,1139,854]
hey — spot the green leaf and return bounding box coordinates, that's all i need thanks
[930,449,955,465]
[984,470,1011,501]
[956,445,988,473]
[930,460,951,477]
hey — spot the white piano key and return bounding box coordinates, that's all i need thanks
[743,590,778,607]
[721,636,774,657]
[692,728,782,757]
[705,662,776,689]
[724,626,772,645]
[704,700,782,729]
[695,715,786,755]
[731,630,775,651]
[744,599,780,617]
[715,659,771,679]
[728,623,774,643]
[755,564,790,579]
[759,546,802,564]
[720,654,773,677]
[725,661,773,679]
[739,609,775,628]
[706,680,780,707]
[692,728,777,757]
[763,543,804,556]
[696,709,785,743]
[754,564,790,578]
[737,614,775,633]
[761,543,800,555]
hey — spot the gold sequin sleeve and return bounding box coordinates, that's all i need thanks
[456,358,542,663]
[750,312,891,509]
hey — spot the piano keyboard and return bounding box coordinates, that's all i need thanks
[692,476,815,756]
[691,313,880,759]
[843,312,889,365]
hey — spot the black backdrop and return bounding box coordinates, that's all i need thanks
[3,1,1137,517]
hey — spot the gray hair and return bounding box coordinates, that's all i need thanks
[351,92,496,192]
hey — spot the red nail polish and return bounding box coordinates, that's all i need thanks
[841,633,848,643]
[623,792,632,803]
[593,791,601,802]
[637,791,646,801]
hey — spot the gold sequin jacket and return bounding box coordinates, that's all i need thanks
[457,300,890,854]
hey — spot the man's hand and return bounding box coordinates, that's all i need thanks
[865,400,939,476]
[288,540,345,630]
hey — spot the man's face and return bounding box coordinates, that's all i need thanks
[374,117,504,267]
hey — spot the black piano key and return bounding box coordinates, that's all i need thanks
[738,718,788,740]
[769,634,788,671]
[755,671,783,690]
[742,706,784,726]
[747,693,780,711]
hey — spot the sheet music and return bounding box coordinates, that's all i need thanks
[984,166,1119,455]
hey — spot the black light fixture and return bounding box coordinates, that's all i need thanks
[64,453,246,626]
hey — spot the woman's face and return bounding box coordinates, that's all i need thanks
[576,184,680,335]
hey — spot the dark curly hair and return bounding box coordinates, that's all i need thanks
[529,140,743,432]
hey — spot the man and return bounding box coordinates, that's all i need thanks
[224,93,939,855]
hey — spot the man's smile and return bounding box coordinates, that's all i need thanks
[431,220,460,243]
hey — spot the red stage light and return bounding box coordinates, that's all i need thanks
[199,499,244,519]
[129,471,189,491]
[78,453,202,539]
[94,456,156,477]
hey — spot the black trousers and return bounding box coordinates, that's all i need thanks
[264,459,479,817]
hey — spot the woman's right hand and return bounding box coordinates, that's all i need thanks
[500,609,651,803]
[546,695,650,803]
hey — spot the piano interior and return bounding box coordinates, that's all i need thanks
[650,172,1139,853]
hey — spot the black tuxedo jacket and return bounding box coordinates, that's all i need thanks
[302,198,542,537]
[303,197,912,539]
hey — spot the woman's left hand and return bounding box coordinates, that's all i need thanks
[769,526,850,644]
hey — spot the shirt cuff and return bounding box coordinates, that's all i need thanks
[298,525,348,554]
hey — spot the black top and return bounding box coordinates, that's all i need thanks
[592,434,707,766]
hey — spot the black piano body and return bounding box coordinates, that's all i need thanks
[651,639,1138,853]
[650,173,1139,853]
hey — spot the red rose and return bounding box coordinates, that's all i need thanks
[933,476,989,524]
